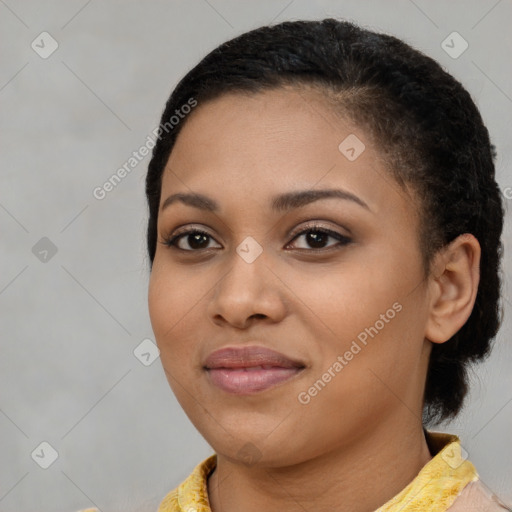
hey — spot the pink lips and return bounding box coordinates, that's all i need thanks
[204,346,305,394]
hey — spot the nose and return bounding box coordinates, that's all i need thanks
[207,246,287,329]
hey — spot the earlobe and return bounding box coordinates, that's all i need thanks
[425,234,481,344]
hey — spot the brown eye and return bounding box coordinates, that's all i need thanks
[162,230,221,251]
[288,226,351,251]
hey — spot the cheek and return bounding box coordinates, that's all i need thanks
[149,259,203,332]
[148,264,203,361]
[283,260,404,345]
[289,254,425,383]
[313,289,428,420]
[148,266,206,404]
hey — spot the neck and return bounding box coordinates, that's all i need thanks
[207,419,432,512]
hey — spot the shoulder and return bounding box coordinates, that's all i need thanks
[72,493,181,512]
[157,454,217,511]
[447,479,511,512]
[157,487,181,512]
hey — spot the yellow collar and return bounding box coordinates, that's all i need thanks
[375,431,478,510]
[158,431,478,512]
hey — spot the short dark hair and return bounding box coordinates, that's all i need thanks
[145,18,504,425]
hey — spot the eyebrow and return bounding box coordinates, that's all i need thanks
[160,188,371,213]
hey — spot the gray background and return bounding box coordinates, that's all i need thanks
[1,0,511,510]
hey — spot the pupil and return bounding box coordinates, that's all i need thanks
[308,231,326,248]
[189,233,209,249]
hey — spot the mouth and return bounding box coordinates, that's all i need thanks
[203,345,306,394]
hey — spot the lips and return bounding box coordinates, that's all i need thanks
[204,345,305,394]
[204,346,304,369]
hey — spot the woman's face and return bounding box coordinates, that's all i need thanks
[148,86,433,466]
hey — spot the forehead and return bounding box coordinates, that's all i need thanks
[169,86,353,165]
[161,87,417,224]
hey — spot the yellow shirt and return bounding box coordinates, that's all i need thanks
[155,431,510,512]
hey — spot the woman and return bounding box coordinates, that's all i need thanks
[85,18,511,512]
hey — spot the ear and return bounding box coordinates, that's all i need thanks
[425,233,481,344]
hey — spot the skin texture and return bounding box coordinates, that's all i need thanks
[148,86,481,512]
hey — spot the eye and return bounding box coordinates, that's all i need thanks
[160,223,351,253]
[160,229,221,252]
[286,224,351,251]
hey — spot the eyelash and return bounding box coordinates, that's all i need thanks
[160,223,352,254]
